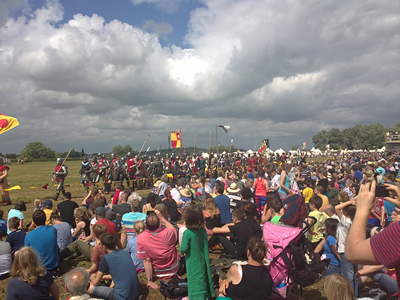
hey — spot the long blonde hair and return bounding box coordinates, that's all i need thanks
[10,247,47,286]
[204,197,218,219]
[324,274,354,300]
[134,221,145,235]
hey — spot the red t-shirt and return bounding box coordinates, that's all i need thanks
[96,218,117,236]
[370,221,400,292]
[112,190,122,205]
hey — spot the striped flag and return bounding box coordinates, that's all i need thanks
[0,114,19,134]
[171,131,182,148]
[258,140,267,154]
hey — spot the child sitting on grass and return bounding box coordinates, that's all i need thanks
[5,217,26,256]
[60,223,107,275]
[33,198,43,212]
[307,196,328,250]
[0,210,6,235]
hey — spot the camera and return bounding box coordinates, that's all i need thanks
[366,223,384,238]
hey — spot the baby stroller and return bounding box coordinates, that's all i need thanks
[263,219,329,299]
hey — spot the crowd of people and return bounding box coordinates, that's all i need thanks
[0,150,399,300]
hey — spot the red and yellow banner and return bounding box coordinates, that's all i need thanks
[0,114,19,134]
[171,131,181,148]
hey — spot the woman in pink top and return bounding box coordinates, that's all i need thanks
[253,169,269,211]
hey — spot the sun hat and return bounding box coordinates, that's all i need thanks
[180,188,192,198]
[154,180,161,187]
[227,183,240,193]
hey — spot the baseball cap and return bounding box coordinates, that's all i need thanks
[43,199,53,208]
[94,207,106,215]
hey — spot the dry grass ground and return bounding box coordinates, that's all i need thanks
[0,159,374,299]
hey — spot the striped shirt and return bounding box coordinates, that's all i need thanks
[370,221,400,291]
[121,212,146,240]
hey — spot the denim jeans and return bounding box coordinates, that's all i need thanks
[324,264,341,277]
[341,253,358,297]
[371,270,398,295]
[91,286,116,300]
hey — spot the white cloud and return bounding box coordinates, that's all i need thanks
[0,0,399,154]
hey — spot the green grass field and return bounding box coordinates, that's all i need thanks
[0,160,341,299]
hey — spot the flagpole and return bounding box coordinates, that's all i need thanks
[180,128,182,157]
[184,131,189,155]
[138,135,149,156]
[229,139,233,153]
[168,134,170,156]
[194,131,197,154]
[215,125,218,156]
[208,131,211,156]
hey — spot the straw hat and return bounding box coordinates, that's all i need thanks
[154,180,161,187]
[227,182,240,193]
[180,188,192,198]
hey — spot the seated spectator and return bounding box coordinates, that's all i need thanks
[323,205,340,221]
[323,274,357,300]
[89,233,141,300]
[314,218,341,276]
[24,210,60,272]
[111,182,123,205]
[57,192,79,228]
[72,207,91,240]
[126,221,145,272]
[7,247,60,300]
[178,188,193,217]
[142,193,158,214]
[327,180,339,201]
[157,174,169,200]
[357,265,398,296]
[314,186,329,209]
[263,198,283,224]
[64,267,101,300]
[33,198,43,212]
[169,180,182,203]
[43,199,54,226]
[0,210,6,235]
[241,204,262,239]
[307,196,328,249]
[227,182,242,212]
[61,223,107,275]
[137,209,182,289]
[209,209,255,260]
[82,187,106,207]
[218,237,273,299]
[203,196,221,231]
[214,184,231,225]
[161,189,181,222]
[5,217,26,255]
[110,191,132,228]
[0,232,11,280]
[7,201,26,234]
[120,198,146,247]
[50,212,73,251]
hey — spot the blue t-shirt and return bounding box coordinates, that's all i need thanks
[0,219,6,235]
[126,236,143,270]
[247,173,253,179]
[25,226,60,270]
[6,229,26,252]
[215,195,232,224]
[7,209,24,234]
[99,250,140,300]
[384,201,396,221]
[324,235,340,267]
[354,170,363,182]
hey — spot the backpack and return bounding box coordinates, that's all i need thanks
[159,275,188,299]
[280,194,309,227]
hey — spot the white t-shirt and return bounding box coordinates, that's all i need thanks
[271,174,281,189]
[336,215,352,253]
[170,188,182,203]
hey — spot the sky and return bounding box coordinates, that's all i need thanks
[0,0,399,155]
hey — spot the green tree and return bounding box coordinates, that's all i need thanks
[312,130,328,150]
[20,142,56,160]
[111,145,137,157]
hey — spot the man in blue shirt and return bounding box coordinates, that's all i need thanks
[214,184,231,225]
[25,210,59,271]
[89,233,141,300]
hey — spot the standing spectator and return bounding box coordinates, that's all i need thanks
[50,212,73,251]
[24,210,60,272]
[307,196,328,249]
[137,210,182,289]
[157,174,169,199]
[0,232,11,279]
[6,217,26,255]
[7,201,26,234]
[253,169,268,211]
[214,185,231,225]
[278,164,291,200]
[6,247,60,300]
[57,192,79,228]
[302,179,314,209]
[180,205,214,299]
[89,233,141,300]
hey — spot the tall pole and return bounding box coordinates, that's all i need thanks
[229,139,233,153]
[168,134,170,156]
[208,131,211,156]
[180,129,182,157]
[215,125,218,156]
[183,131,189,155]
[194,131,197,154]
[138,135,149,156]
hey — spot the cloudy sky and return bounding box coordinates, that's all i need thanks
[0,0,399,154]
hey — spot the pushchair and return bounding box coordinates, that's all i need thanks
[263,219,329,299]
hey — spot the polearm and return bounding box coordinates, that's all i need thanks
[138,135,150,156]
[229,139,233,153]
[215,125,218,155]
[183,131,189,155]
[50,148,72,185]
[144,146,151,156]
[208,131,211,156]
[194,131,197,154]
[168,134,170,156]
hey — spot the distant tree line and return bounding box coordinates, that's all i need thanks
[312,123,400,150]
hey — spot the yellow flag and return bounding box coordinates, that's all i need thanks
[0,114,19,134]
